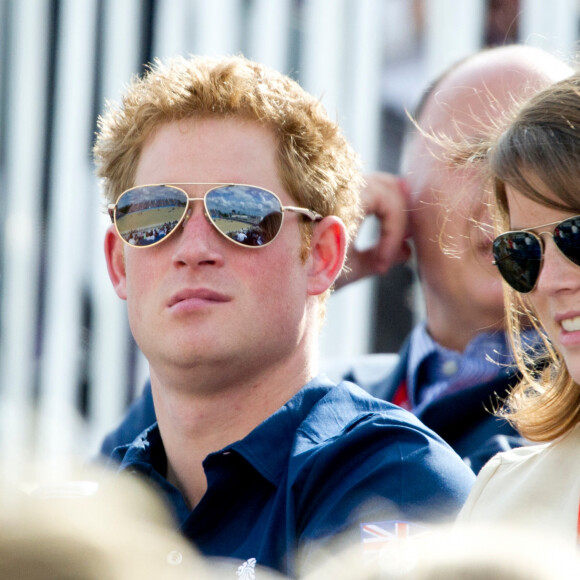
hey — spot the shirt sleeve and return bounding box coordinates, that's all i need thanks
[290,411,476,558]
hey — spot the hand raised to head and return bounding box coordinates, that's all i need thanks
[336,172,411,289]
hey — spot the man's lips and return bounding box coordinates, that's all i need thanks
[168,288,231,308]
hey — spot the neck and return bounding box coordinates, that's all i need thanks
[150,352,316,509]
[423,296,504,353]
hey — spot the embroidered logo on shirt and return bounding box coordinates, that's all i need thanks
[237,558,257,579]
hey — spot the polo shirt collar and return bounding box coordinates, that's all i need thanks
[114,375,337,486]
[229,375,335,484]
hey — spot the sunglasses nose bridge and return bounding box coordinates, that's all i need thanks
[180,197,207,229]
[538,231,564,262]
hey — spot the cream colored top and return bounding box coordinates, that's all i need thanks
[457,422,580,544]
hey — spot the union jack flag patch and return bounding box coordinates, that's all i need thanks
[360,520,429,562]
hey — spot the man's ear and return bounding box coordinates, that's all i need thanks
[306,216,347,296]
[104,225,128,300]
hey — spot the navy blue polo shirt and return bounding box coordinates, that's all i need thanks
[108,375,474,576]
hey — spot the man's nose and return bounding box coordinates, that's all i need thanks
[171,201,225,267]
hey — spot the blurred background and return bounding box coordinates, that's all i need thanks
[0,0,578,462]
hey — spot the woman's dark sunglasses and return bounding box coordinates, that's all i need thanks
[492,215,580,293]
[108,183,323,249]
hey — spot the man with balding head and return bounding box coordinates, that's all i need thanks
[341,44,573,472]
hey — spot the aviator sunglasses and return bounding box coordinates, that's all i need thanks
[108,183,323,249]
[492,215,580,293]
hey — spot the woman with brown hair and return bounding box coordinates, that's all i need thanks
[456,73,580,542]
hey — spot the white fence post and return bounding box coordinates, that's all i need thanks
[0,0,51,471]
[87,0,144,454]
[36,0,100,458]
[424,0,485,78]
[301,0,383,360]
[520,0,579,58]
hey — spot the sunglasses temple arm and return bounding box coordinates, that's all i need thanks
[107,204,115,222]
[285,206,323,222]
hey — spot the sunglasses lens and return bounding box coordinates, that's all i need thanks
[493,232,542,293]
[114,186,187,247]
[554,216,580,267]
[205,185,283,247]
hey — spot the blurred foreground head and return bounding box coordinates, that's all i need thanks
[0,467,208,580]
[305,523,580,580]
[402,44,572,350]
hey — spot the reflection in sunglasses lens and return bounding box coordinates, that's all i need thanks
[116,186,188,247]
[205,186,283,247]
[555,217,580,267]
[493,232,542,293]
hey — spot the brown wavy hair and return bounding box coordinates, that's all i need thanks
[485,75,580,441]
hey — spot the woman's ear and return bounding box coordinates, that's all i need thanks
[104,225,128,300]
[306,216,347,296]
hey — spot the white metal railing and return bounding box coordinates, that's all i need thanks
[0,0,577,463]
[0,0,53,470]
